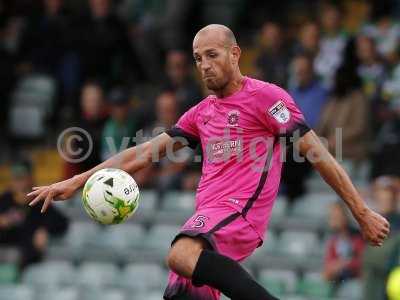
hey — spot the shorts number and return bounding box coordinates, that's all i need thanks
[192,215,208,228]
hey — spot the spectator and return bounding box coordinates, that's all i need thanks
[255,22,289,87]
[101,87,137,161]
[362,176,400,300]
[314,3,348,89]
[356,34,387,136]
[292,22,320,58]
[122,0,195,81]
[18,0,72,74]
[323,202,364,285]
[282,54,328,202]
[362,15,400,62]
[164,49,203,114]
[0,15,17,133]
[75,0,141,86]
[138,91,194,193]
[372,176,400,230]
[0,160,68,270]
[318,64,369,165]
[289,54,328,128]
[63,81,108,178]
[371,99,400,179]
[356,35,386,101]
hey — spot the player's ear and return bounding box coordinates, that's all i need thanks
[231,45,241,65]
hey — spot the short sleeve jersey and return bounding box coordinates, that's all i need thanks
[168,77,310,238]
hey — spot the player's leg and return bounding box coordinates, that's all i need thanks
[166,235,279,300]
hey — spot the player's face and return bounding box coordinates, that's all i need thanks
[193,36,235,92]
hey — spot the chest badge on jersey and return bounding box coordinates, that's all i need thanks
[227,110,240,127]
[268,100,291,124]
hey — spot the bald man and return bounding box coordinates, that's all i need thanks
[29,24,390,300]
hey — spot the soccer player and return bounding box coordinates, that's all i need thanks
[28,24,390,300]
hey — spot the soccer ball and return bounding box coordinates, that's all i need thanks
[82,168,140,225]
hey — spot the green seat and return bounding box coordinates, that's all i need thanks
[157,192,195,224]
[0,264,17,284]
[262,230,279,254]
[270,196,288,226]
[291,193,335,222]
[94,224,146,252]
[296,272,332,298]
[336,279,362,300]
[22,261,75,287]
[140,291,164,300]
[120,263,167,293]
[132,189,157,221]
[77,262,119,288]
[285,296,308,300]
[278,230,318,257]
[81,289,125,300]
[144,225,180,253]
[162,191,195,212]
[0,285,34,300]
[65,222,100,250]
[38,287,79,300]
[258,269,297,294]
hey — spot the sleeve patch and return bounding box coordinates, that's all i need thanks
[267,100,291,124]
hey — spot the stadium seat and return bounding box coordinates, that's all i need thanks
[131,189,157,223]
[13,74,56,107]
[144,224,181,253]
[278,230,319,257]
[156,191,195,224]
[8,73,56,139]
[22,261,75,287]
[9,105,46,138]
[336,279,362,300]
[119,263,167,293]
[269,196,288,227]
[296,272,332,298]
[290,192,335,221]
[0,263,17,284]
[140,291,164,300]
[262,230,279,254]
[92,224,146,253]
[162,191,195,211]
[0,285,34,300]
[37,287,79,300]
[81,289,126,300]
[77,262,119,288]
[285,296,308,300]
[258,269,298,294]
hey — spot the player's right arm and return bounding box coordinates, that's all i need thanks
[28,133,185,212]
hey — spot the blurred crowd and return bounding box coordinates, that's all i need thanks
[1,0,400,298]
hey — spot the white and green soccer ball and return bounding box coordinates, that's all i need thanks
[82,168,140,225]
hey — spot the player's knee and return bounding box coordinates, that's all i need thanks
[166,236,205,278]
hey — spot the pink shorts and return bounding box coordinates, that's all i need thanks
[163,203,262,300]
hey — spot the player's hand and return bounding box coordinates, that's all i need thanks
[27,176,83,213]
[356,208,390,247]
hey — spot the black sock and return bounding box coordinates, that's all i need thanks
[192,249,279,300]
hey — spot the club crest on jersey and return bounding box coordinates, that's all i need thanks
[268,100,290,124]
[227,110,240,127]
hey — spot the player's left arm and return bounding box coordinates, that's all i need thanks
[295,130,390,246]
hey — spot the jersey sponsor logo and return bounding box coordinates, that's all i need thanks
[208,139,242,161]
[227,110,240,127]
[268,100,290,124]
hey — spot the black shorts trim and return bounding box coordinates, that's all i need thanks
[171,230,217,251]
[171,212,242,252]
